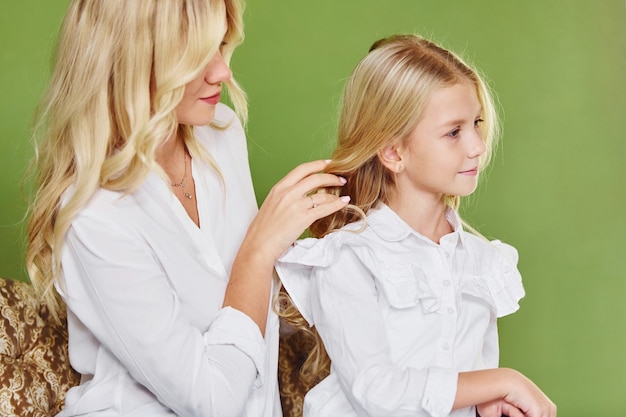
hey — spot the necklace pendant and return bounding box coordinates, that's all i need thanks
[184,192,193,199]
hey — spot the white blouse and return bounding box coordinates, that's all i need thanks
[276,204,524,417]
[57,104,282,417]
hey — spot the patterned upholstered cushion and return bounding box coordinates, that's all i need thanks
[0,278,79,417]
[0,276,328,417]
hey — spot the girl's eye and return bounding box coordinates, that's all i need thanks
[447,128,461,138]
[474,118,484,128]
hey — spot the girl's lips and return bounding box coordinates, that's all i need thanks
[200,92,220,105]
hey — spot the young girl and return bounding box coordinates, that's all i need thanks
[26,1,348,416]
[276,35,557,417]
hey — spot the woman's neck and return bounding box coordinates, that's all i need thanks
[156,133,185,174]
[156,132,200,227]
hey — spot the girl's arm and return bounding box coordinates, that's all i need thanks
[454,260,555,416]
[456,368,557,417]
[223,159,349,334]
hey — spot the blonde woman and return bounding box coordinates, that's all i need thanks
[26,1,349,416]
[276,35,556,417]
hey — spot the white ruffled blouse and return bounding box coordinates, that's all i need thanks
[275,204,525,417]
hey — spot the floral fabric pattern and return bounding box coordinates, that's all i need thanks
[0,278,79,417]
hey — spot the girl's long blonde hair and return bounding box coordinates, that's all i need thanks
[26,0,246,323]
[279,34,500,382]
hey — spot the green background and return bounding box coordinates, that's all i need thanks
[1,1,624,415]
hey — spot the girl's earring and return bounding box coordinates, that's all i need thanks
[396,163,404,173]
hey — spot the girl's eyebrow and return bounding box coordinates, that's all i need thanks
[437,108,483,129]
[438,118,467,128]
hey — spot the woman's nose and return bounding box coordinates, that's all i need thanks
[204,51,232,85]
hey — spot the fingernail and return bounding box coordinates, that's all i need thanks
[324,159,331,163]
[339,176,347,184]
[340,196,351,203]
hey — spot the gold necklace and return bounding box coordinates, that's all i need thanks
[171,149,193,199]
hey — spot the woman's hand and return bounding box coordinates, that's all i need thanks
[242,159,349,265]
[224,160,349,333]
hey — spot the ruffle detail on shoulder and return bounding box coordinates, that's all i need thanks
[375,263,441,314]
[279,233,443,316]
[276,235,353,325]
[458,240,525,317]
[279,234,349,268]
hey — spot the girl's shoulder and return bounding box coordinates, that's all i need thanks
[278,222,371,268]
[455,233,525,317]
[278,203,420,269]
[461,232,520,270]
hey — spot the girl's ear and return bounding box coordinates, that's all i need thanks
[378,143,405,173]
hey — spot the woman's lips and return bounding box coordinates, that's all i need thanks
[200,92,220,105]
[459,167,479,176]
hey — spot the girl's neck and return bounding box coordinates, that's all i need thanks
[386,193,453,244]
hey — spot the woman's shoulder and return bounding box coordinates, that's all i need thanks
[72,188,141,224]
[62,185,122,215]
[69,175,171,230]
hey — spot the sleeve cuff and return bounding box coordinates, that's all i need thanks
[421,367,458,417]
[204,306,267,387]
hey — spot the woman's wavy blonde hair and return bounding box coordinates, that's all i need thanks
[278,34,500,382]
[26,0,246,324]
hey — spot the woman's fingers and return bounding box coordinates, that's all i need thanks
[241,159,351,262]
[273,160,348,196]
[305,194,351,222]
[307,194,319,209]
[275,173,347,203]
[295,172,347,194]
[263,159,349,225]
[274,159,332,188]
[304,191,348,210]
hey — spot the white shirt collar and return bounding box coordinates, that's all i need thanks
[366,203,465,248]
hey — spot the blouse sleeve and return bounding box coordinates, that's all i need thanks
[62,207,263,417]
[280,241,458,417]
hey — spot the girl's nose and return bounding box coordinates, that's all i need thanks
[468,131,487,159]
